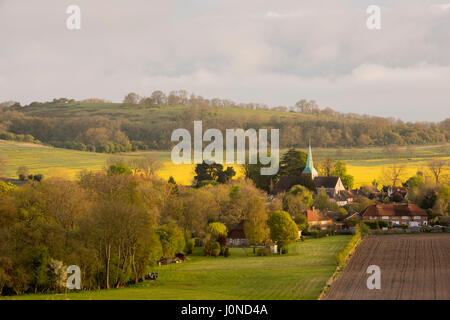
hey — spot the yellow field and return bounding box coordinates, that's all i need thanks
[1,140,448,187]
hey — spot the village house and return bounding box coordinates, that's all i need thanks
[360,202,428,227]
[306,208,333,230]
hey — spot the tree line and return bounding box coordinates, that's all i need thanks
[0,92,448,153]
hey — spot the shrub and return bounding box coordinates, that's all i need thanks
[359,222,370,236]
[300,235,306,242]
[257,248,269,256]
[194,238,202,247]
[211,248,220,257]
[307,230,328,238]
[185,238,195,254]
[336,225,363,266]
[224,247,231,257]
[277,241,289,254]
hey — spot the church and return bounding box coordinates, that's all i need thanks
[273,145,348,202]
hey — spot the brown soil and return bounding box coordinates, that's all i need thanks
[324,234,450,300]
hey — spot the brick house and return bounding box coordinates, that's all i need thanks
[360,203,428,226]
[307,208,333,230]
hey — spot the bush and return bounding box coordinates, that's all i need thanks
[211,248,220,257]
[307,230,328,238]
[257,248,270,256]
[359,222,370,236]
[336,225,363,266]
[194,238,202,247]
[277,241,289,254]
[185,238,195,254]
[300,235,306,242]
[224,247,231,257]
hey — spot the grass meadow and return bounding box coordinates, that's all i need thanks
[3,236,351,300]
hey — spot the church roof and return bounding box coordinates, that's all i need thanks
[314,176,340,188]
[302,144,318,175]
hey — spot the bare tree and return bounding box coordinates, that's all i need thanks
[127,155,162,177]
[318,157,334,176]
[381,161,406,186]
[427,159,447,184]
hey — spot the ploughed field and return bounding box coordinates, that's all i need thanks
[324,234,450,300]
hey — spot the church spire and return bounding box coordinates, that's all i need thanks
[302,142,318,179]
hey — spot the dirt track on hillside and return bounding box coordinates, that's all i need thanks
[324,234,450,300]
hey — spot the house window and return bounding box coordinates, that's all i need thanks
[321,221,327,225]
[402,216,409,220]
[382,216,389,220]
[370,216,377,220]
[414,216,422,220]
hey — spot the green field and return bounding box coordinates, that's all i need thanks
[2,236,351,300]
[1,140,448,186]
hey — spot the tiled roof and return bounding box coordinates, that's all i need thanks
[361,203,427,217]
[272,176,304,194]
[314,176,340,189]
[307,209,333,222]
[228,221,246,239]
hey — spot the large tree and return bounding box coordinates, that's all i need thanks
[268,211,298,245]
[278,149,308,177]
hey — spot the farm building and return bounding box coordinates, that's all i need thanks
[360,202,428,226]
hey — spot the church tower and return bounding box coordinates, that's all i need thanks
[302,144,318,180]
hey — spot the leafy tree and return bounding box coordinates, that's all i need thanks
[283,185,313,217]
[123,92,140,105]
[157,223,185,258]
[313,187,331,210]
[406,173,424,189]
[332,161,354,189]
[242,153,275,192]
[29,246,50,293]
[268,211,298,244]
[194,161,235,187]
[294,214,308,232]
[278,149,307,176]
[207,222,228,240]
[243,196,269,245]
[107,162,132,176]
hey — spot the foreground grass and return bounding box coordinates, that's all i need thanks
[3,236,351,300]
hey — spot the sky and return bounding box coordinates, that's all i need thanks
[0,0,449,122]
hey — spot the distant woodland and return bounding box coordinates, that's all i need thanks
[0,92,448,153]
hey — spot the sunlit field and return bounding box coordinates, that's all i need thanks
[2,236,351,300]
[1,140,448,187]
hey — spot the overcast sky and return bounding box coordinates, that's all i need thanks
[0,0,449,121]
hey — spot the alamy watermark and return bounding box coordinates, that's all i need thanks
[366,265,381,290]
[171,121,279,175]
[66,265,81,290]
[66,5,81,30]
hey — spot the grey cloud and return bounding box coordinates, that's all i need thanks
[0,0,449,121]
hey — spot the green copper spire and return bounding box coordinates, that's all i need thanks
[302,144,318,176]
